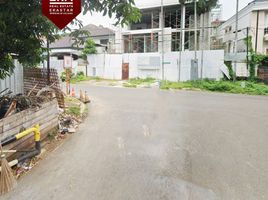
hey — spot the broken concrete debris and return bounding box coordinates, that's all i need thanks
[0,89,52,119]
[59,113,79,134]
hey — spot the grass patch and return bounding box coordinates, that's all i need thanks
[123,77,157,88]
[64,96,81,117]
[65,96,81,104]
[70,75,92,84]
[70,75,115,84]
[128,77,156,85]
[123,83,137,88]
[160,80,268,96]
[65,106,81,117]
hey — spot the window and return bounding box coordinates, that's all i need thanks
[124,33,158,53]
[130,11,159,30]
[172,32,181,51]
[100,39,109,45]
[165,10,180,28]
[171,31,198,51]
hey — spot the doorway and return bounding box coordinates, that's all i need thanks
[122,63,129,80]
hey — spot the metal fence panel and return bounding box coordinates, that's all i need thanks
[0,60,24,94]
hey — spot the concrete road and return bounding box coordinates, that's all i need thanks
[3,85,268,200]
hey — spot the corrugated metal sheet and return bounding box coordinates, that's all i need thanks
[0,60,24,94]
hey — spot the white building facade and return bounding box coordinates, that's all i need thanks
[215,0,268,77]
[115,0,212,54]
[217,0,268,55]
[85,0,225,81]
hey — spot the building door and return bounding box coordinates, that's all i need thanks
[92,67,96,77]
[122,63,129,80]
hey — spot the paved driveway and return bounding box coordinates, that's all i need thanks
[3,85,268,200]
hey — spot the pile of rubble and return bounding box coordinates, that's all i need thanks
[0,88,52,119]
[59,112,81,134]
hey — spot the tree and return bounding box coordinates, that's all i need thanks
[82,38,97,57]
[197,0,218,14]
[0,0,141,79]
[81,38,97,76]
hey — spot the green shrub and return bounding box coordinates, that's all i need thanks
[60,71,66,82]
[77,71,85,76]
[60,71,74,82]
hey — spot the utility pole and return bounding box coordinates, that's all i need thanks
[246,27,249,70]
[234,0,239,81]
[161,0,165,81]
[179,0,186,82]
[255,10,260,52]
[47,37,50,86]
[201,14,205,80]
[194,0,197,60]
[190,0,198,80]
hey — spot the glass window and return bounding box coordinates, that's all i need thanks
[130,11,159,30]
[124,33,158,53]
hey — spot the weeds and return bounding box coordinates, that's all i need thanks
[128,77,156,85]
[65,106,81,117]
[160,80,268,96]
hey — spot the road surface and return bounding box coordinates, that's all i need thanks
[3,85,268,200]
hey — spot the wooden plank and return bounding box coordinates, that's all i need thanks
[2,113,58,139]
[4,117,58,152]
[2,100,58,133]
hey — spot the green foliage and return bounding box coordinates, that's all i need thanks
[197,0,218,14]
[60,71,66,82]
[66,106,81,117]
[70,73,91,84]
[0,0,141,79]
[77,71,85,76]
[128,77,156,85]
[64,96,82,117]
[60,71,74,82]
[81,38,97,60]
[0,54,14,78]
[160,80,268,96]
[82,0,141,26]
[244,36,268,80]
[123,83,137,88]
[0,0,59,79]
[69,29,90,48]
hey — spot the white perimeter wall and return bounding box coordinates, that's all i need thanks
[87,50,224,81]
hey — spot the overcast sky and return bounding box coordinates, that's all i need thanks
[220,0,252,20]
[75,0,254,29]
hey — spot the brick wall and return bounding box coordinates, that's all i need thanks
[23,68,65,108]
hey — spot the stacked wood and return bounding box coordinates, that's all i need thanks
[0,100,59,159]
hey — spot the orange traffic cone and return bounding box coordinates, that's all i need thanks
[71,87,75,97]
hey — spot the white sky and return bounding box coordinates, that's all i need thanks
[75,0,254,29]
[219,0,252,20]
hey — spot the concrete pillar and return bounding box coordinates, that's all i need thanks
[181,4,186,51]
